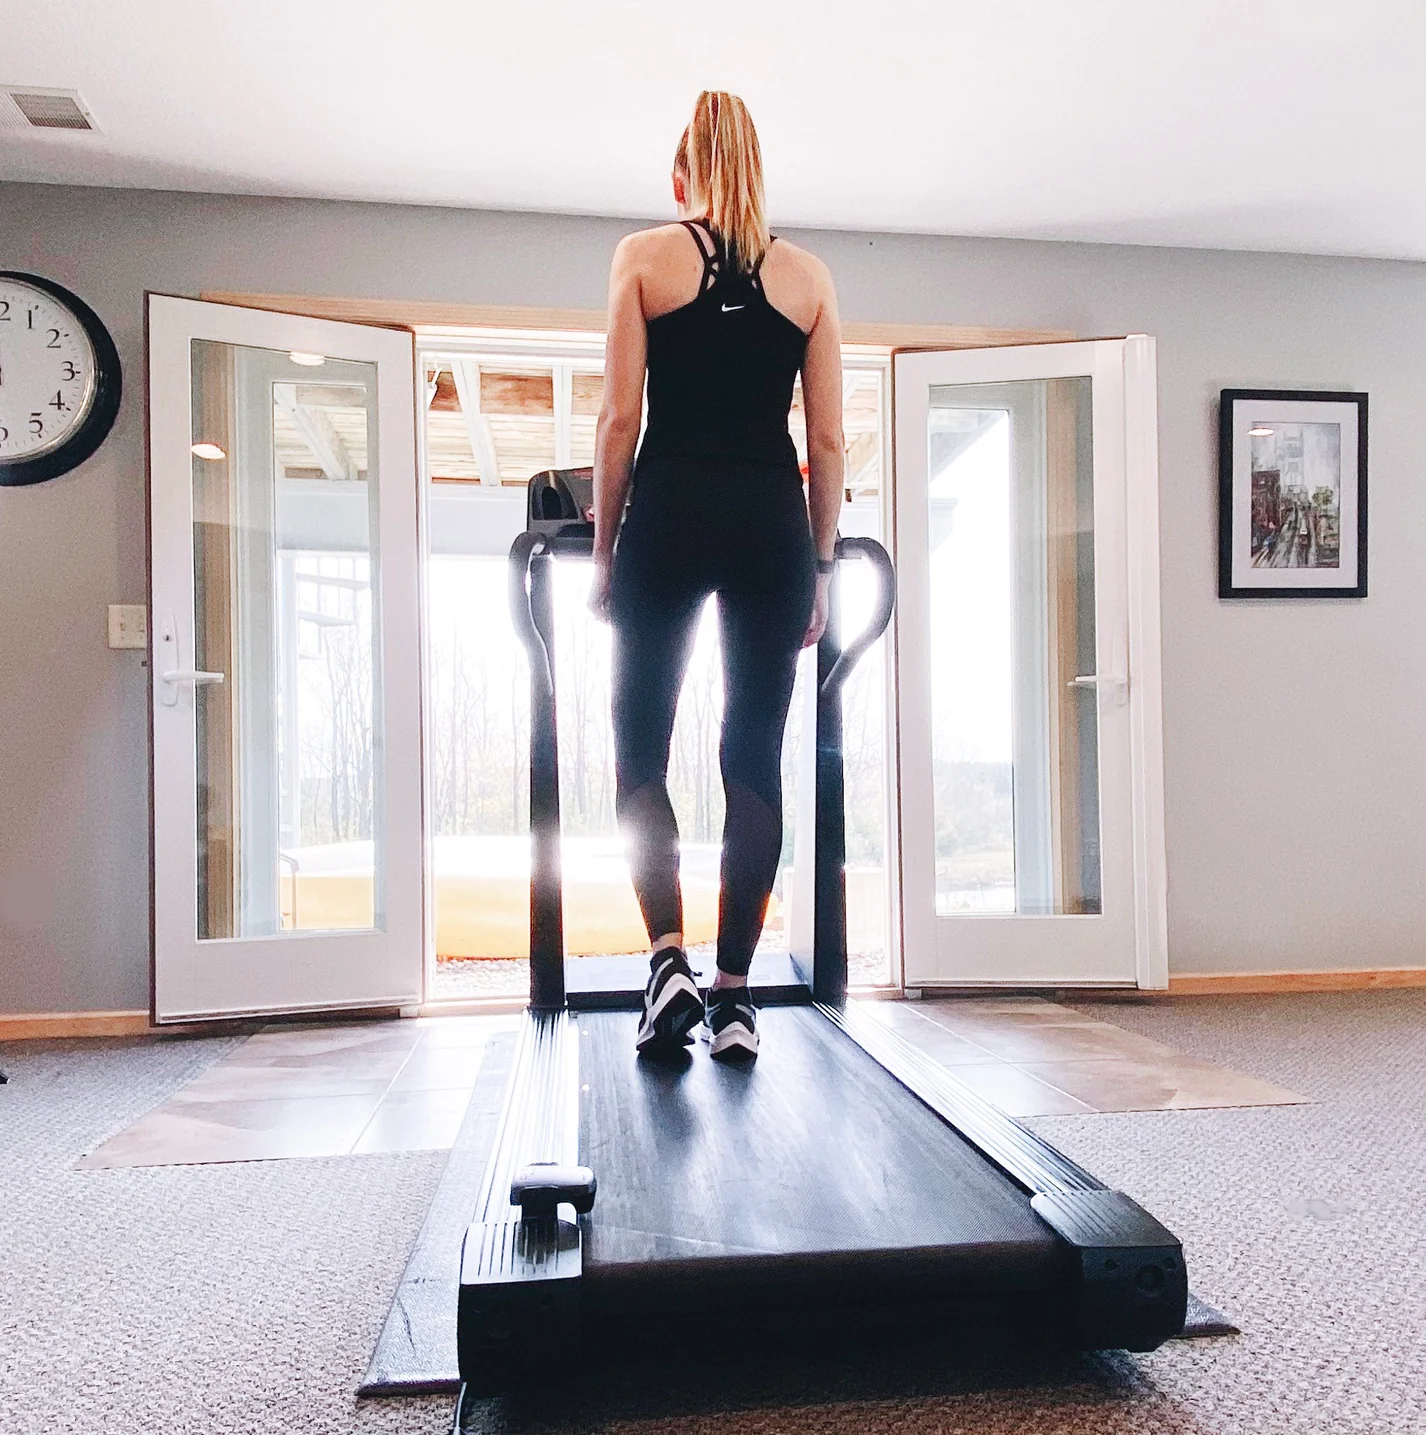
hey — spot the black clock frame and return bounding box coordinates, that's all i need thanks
[0,271,123,488]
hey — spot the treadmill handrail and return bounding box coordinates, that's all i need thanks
[511,528,894,702]
[509,531,554,708]
[821,536,895,696]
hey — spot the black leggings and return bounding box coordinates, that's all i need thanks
[610,456,815,977]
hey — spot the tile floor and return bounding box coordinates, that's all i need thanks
[857,995,1308,1116]
[79,996,1306,1169]
[80,1014,517,1169]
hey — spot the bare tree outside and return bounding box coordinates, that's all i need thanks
[426,558,529,838]
[294,555,375,845]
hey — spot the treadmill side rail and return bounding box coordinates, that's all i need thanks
[1031,1190,1189,1352]
[827,1002,1102,1195]
[830,1002,1190,1353]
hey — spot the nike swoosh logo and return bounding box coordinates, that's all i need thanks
[721,303,745,312]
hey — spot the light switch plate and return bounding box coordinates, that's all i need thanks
[108,604,148,650]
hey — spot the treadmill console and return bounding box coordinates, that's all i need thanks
[528,467,595,537]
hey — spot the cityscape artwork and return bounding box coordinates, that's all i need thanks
[1218,389,1368,599]
[1249,422,1340,570]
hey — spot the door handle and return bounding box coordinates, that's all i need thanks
[159,668,225,706]
[157,614,226,707]
[161,669,225,686]
[1069,673,1128,703]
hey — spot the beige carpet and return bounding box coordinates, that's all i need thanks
[1,991,1422,1433]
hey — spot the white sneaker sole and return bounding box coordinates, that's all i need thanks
[636,973,703,1051]
[707,1022,759,1061]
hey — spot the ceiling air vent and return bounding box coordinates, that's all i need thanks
[0,87,97,132]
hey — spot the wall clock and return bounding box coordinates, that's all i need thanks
[0,271,122,487]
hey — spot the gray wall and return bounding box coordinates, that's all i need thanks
[3,182,1424,1012]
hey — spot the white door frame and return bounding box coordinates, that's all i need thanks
[892,337,1167,990]
[149,296,425,1021]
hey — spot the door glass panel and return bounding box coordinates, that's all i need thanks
[926,377,1101,916]
[190,340,383,938]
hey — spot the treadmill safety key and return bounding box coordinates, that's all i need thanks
[510,1161,598,1221]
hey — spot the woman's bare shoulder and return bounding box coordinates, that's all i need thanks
[765,237,833,290]
[762,238,835,325]
[615,222,692,264]
[769,236,829,271]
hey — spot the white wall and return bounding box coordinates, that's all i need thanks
[2,182,1424,1012]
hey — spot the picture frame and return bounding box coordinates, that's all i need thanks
[1217,388,1368,599]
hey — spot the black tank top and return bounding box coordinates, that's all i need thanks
[637,220,808,470]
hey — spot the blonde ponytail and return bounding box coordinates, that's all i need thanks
[674,90,769,274]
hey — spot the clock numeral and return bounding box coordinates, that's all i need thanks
[61,361,79,381]
[27,308,35,329]
[49,391,70,412]
[29,412,44,437]
[0,300,9,321]
[46,328,62,350]
[0,425,7,442]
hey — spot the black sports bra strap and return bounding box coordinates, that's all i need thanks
[681,218,714,259]
[749,234,776,293]
[681,219,721,294]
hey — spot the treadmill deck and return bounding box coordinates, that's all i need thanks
[577,1006,1065,1312]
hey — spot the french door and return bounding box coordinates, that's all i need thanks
[149,297,424,1020]
[893,338,1166,988]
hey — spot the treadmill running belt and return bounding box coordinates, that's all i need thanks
[578,1007,1066,1315]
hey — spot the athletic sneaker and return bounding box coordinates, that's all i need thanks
[635,948,704,1055]
[704,986,759,1062]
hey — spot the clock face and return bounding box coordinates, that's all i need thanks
[0,278,100,461]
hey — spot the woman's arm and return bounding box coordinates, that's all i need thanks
[589,235,648,618]
[798,260,845,645]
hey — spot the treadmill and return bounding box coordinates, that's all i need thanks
[457,469,1187,1395]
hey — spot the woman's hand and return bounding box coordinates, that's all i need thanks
[589,554,614,623]
[801,572,831,648]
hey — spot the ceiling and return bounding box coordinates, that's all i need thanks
[5,0,1426,260]
[419,357,885,488]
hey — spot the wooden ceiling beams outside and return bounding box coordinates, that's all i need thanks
[430,368,605,418]
[201,293,1070,489]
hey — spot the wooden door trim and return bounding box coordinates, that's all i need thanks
[198,292,1073,351]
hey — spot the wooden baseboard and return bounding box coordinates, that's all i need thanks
[0,1010,152,1041]
[1166,968,1426,996]
[7,970,1419,1040]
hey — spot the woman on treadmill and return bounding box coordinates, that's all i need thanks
[588,90,845,1062]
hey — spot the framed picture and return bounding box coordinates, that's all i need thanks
[1218,389,1368,599]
